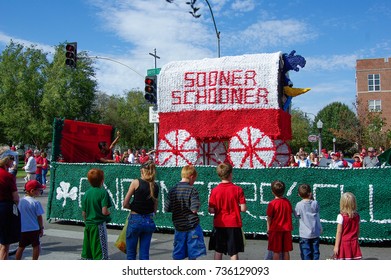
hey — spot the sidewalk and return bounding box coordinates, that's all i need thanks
[13,177,391,260]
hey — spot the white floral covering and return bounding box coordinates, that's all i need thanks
[158,52,281,113]
[228,126,275,168]
[157,129,198,166]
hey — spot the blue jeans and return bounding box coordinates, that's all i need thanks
[36,174,43,185]
[299,237,320,260]
[42,169,48,185]
[126,213,156,260]
[173,224,206,260]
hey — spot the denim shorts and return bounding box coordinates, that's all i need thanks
[173,224,206,260]
[299,237,320,260]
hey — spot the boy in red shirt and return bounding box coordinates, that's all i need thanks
[208,163,247,260]
[266,180,293,260]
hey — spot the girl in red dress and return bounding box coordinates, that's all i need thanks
[333,192,362,260]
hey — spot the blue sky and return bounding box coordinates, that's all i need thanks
[1,0,390,116]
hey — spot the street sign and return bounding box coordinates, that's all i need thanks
[308,135,319,142]
[149,106,159,123]
[147,68,161,76]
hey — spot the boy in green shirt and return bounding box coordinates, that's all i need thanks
[81,168,112,259]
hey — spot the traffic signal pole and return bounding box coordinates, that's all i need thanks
[148,49,160,151]
[90,56,144,78]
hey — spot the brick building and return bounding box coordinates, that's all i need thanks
[356,57,391,130]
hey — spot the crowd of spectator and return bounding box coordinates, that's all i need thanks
[113,148,155,165]
[291,145,385,168]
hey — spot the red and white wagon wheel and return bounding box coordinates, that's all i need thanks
[157,129,199,166]
[196,141,227,166]
[271,140,291,167]
[228,127,276,168]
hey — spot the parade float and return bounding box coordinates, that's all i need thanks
[47,51,391,243]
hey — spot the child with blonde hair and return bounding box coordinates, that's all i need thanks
[164,165,206,260]
[333,192,362,260]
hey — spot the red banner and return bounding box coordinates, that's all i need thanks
[60,120,113,162]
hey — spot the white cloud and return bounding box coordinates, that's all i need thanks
[231,0,255,12]
[0,32,54,54]
[83,0,217,94]
[305,54,357,71]
[227,19,317,51]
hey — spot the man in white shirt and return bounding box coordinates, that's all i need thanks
[127,149,135,164]
[363,147,380,167]
[22,149,37,181]
[329,152,344,169]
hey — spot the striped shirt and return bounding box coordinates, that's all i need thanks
[164,182,200,231]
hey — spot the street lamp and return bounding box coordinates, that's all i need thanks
[204,0,220,57]
[333,137,336,152]
[317,120,323,154]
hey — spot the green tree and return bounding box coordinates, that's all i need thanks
[0,41,98,149]
[316,102,357,155]
[289,108,313,153]
[92,90,154,149]
[0,41,49,148]
[41,43,97,124]
[354,100,391,150]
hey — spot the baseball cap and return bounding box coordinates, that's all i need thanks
[332,152,341,157]
[0,146,17,160]
[25,180,43,192]
[368,147,375,152]
[25,149,33,154]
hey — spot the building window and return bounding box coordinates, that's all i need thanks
[368,100,381,112]
[368,74,380,91]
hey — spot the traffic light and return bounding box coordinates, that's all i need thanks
[144,75,157,104]
[65,42,77,67]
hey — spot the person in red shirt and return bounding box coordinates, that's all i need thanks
[208,163,247,260]
[95,131,121,163]
[266,180,293,260]
[113,150,121,163]
[352,153,363,168]
[0,149,21,259]
[321,148,330,159]
[138,149,150,164]
[34,150,43,185]
[288,154,298,167]
[41,152,49,188]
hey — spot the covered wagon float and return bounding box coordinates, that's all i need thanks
[47,51,391,244]
[156,51,309,168]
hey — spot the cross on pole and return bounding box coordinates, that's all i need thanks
[149,48,160,69]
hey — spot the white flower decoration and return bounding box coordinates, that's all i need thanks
[56,181,78,207]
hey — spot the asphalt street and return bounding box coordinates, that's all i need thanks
[8,177,391,260]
